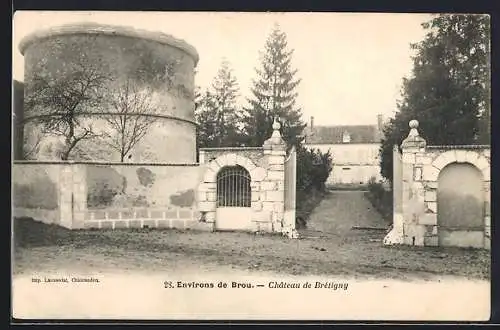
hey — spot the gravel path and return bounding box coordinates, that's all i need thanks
[300,190,387,239]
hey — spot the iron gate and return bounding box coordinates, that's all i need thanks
[216,165,251,207]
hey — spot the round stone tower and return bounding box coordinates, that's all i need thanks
[19,22,199,163]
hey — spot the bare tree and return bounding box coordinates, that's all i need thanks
[103,79,158,162]
[23,35,110,160]
[22,129,42,160]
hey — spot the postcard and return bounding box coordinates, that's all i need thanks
[11,11,491,321]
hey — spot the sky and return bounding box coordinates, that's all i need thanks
[12,11,432,126]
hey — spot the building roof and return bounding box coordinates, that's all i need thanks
[305,125,381,144]
[19,22,199,65]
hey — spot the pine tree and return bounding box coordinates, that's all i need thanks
[242,24,306,148]
[195,59,243,148]
[380,14,490,183]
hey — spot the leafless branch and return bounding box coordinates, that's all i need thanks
[103,79,158,162]
[23,36,111,160]
[23,131,42,160]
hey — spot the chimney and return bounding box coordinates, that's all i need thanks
[310,116,314,130]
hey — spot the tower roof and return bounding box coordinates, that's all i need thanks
[19,22,199,66]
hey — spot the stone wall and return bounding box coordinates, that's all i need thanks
[13,163,61,226]
[85,163,204,209]
[81,207,208,231]
[13,120,297,237]
[384,120,491,249]
[20,23,198,163]
[13,162,87,229]
[196,120,297,236]
[12,161,212,230]
[82,162,210,230]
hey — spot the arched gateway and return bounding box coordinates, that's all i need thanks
[384,119,490,249]
[215,165,252,230]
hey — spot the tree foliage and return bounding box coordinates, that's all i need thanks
[195,59,244,148]
[296,145,333,192]
[193,25,333,203]
[241,24,306,148]
[380,14,491,183]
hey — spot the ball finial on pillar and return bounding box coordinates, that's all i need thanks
[272,117,281,131]
[409,119,419,129]
[263,116,285,150]
[401,119,426,149]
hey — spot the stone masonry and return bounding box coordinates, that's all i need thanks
[20,22,199,163]
[197,118,295,234]
[14,23,298,237]
[13,119,297,237]
[384,120,491,249]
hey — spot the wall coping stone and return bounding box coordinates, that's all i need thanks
[200,147,264,151]
[426,145,490,150]
[304,142,382,146]
[13,160,200,166]
[86,206,196,212]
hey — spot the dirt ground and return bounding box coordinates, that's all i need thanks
[13,193,490,281]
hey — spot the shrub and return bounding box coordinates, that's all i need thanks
[296,145,333,193]
[366,176,393,224]
[295,145,333,228]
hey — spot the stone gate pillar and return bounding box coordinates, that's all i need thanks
[58,162,87,229]
[384,120,428,246]
[71,163,88,229]
[262,118,287,233]
[400,120,427,246]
